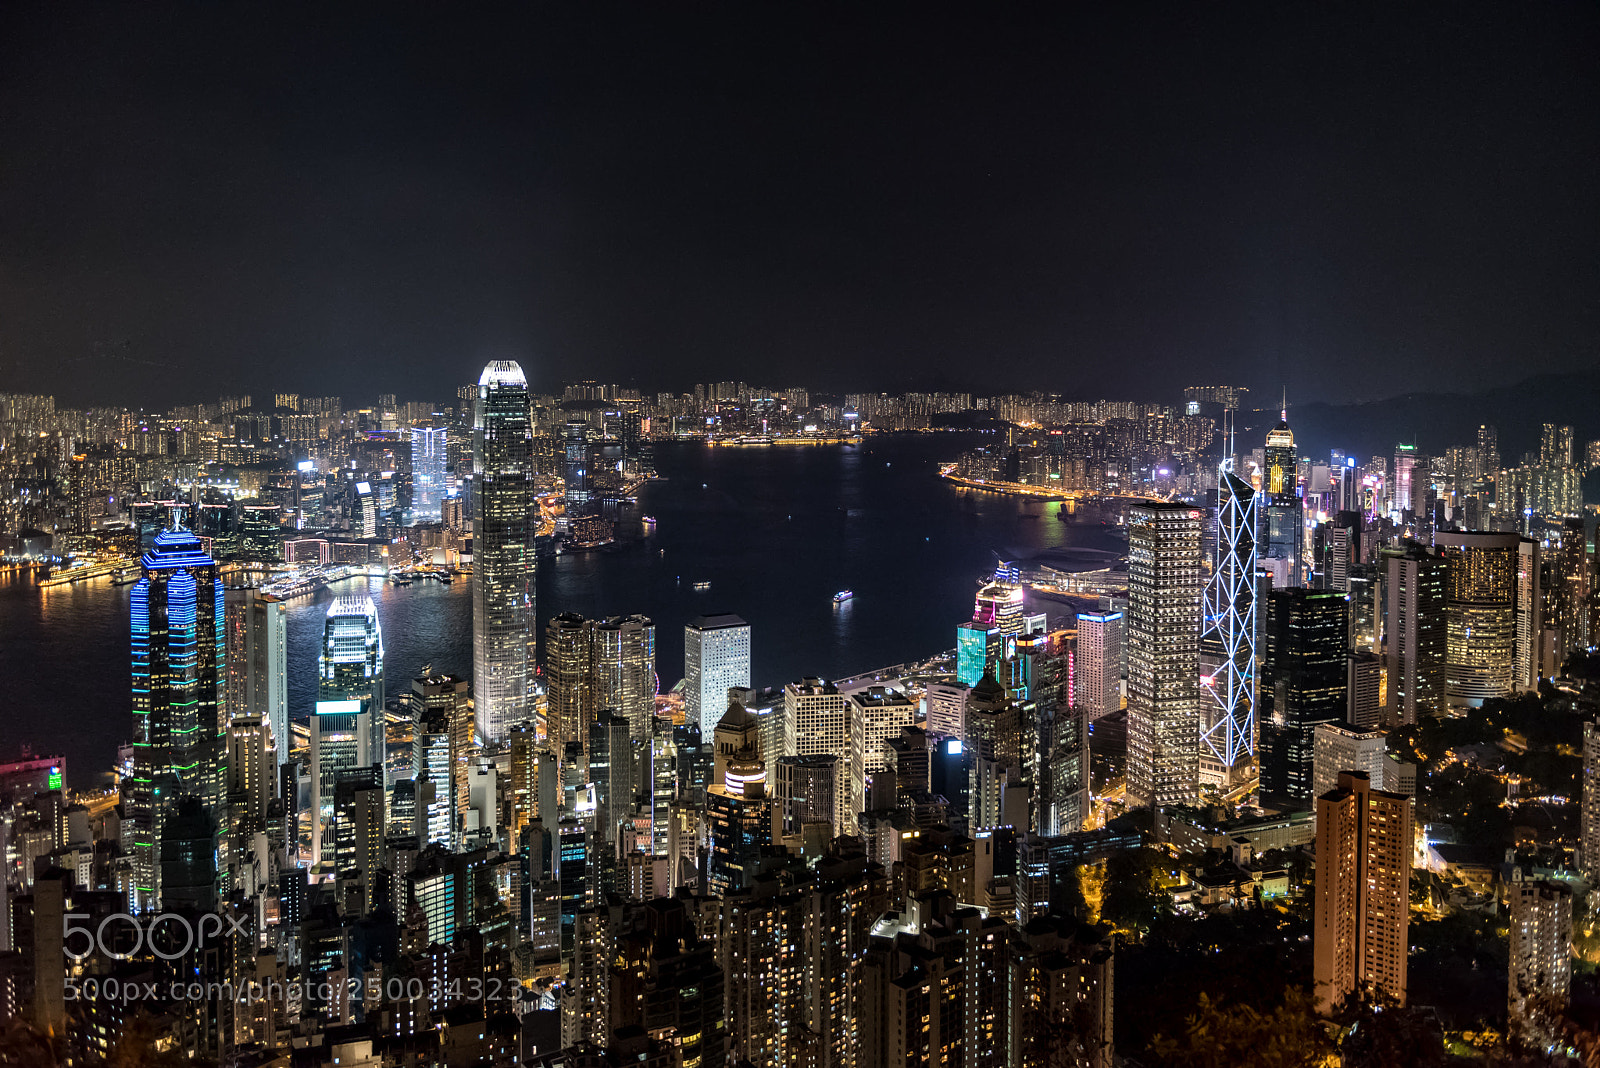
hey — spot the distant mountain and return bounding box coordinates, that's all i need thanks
[1235,370,1600,467]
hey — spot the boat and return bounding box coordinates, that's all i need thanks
[692,581,711,592]
[112,567,140,586]
[833,589,854,603]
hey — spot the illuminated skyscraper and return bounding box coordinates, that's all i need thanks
[473,359,536,742]
[974,573,1025,636]
[684,614,751,733]
[223,586,287,764]
[1434,531,1519,710]
[1125,502,1203,808]
[546,613,594,754]
[1073,612,1122,721]
[1199,470,1258,776]
[1313,770,1411,1016]
[1391,444,1418,518]
[1261,406,1302,586]
[1382,543,1446,725]
[956,621,1001,687]
[127,525,225,913]
[409,425,448,521]
[318,596,385,778]
[1260,589,1347,803]
[592,615,657,742]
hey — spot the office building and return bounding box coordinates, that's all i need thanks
[1261,589,1348,803]
[473,359,537,742]
[1435,531,1520,710]
[1125,502,1203,808]
[1261,409,1302,586]
[850,685,917,824]
[973,575,1025,636]
[127,524,225,913]
[1200,469,1259,776]
[318,596,385,780]
[1514,537,1542,690]
[409,425,448,521]
[1382,543,1445,725]
[1551,518,1588,658]
[1391,444,1419,519]
[776,754,838,840]
[785,678,854,834]
[310,699,374,865]
[546,613,593,754]
[1346,651,1381,730]
[684,614,751,733]
[1073,611,1122,720]
[1507,875,1572,1048]
[956,621,1001,687]
[223,587,288,762]
[1313,771,1411,1016]
[591,615,656,741]
[331,766,385,899]
[926,681,969,738]
[412,673,472,841]
[1310,723,1388,805]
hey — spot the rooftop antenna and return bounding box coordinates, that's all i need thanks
[1280,386,1287,424]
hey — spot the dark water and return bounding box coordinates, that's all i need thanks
[2,434,1124,787]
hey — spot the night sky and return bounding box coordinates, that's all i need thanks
[1,5,1595,409]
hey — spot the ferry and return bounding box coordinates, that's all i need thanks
[833,589,854,604]
[692,581,712,592]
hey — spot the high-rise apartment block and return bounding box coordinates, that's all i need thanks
[1507,874,1572,1047]
[1313,771,1411,1016]
[473,359,536,742]
[684,614,751,734]
[1126,502,1203,807]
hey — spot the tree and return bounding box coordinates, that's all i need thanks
[0,1019,64,1068]
[1146,987,1334,1068]
[1101,847,1172,934]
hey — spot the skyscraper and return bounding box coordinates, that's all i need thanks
[1435,531,1520,710]
[1126,502,1203,808]
[1073,612,1122,721]
[546,613,593,754]
[684,614,751,733]
[318,596,385,779]
[1261,408,1302,586]
[1382,543,1446,725]
[1200,469,1259,776]
[1260,589,1348,803]
[409,425,448,521]
[127,524,225,913]
[1313,770,1411,1016]
[473,359,536,743]
[785,678,855,835]
[591,615,656,742]
[1583,719,1600,880]
[223,586,288,764]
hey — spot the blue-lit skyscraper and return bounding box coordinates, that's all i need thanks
[319,596,385,779]
[410,425,448,522]
[1200,469,1259,778]
[474,360,537,742]
[127,524,225,913]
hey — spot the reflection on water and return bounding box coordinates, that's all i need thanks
[3,434,1125,785]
